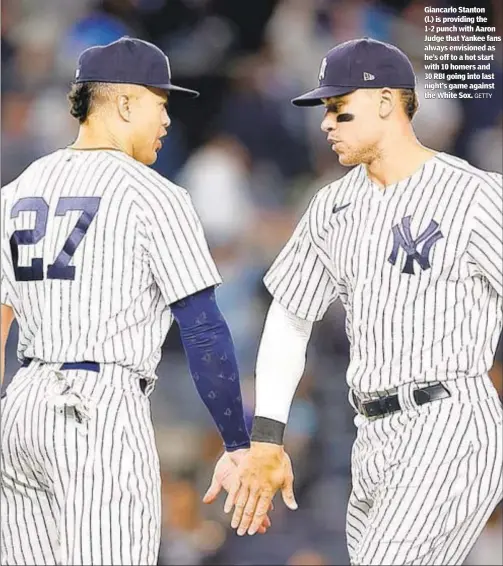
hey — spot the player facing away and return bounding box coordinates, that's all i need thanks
[208,38,503,565]
[0,37,272,566]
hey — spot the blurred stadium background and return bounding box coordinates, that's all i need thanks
[1,0,502,564]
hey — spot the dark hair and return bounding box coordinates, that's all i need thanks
[400,88,419,121]
[68,82,94,124]
[68,82,116,123]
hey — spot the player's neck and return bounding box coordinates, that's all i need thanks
[365,137,437,189]
[69,125,132,156]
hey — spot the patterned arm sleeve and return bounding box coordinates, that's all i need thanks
[467,174,503,297]
[171,287,250,451]
[143,186,222,305]
[264,191,338,321]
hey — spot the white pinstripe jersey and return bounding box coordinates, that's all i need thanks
[265,152,503,392]
[0,149,221,379]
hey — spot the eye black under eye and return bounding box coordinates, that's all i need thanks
[337,113,354,122]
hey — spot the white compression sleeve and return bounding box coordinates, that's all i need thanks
[254,300,313,425]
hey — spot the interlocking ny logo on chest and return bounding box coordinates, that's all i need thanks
[388,216,443,275]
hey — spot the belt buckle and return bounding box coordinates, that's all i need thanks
[362,395,398,420]
[361,399,380,420]
[353,391,376,420]
[364,407,380,421]
[352,390,386,420]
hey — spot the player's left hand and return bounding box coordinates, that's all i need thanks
[225,442,297,536]
[202,449,273,534]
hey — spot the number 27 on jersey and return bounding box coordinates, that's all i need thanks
[9,196,101,282]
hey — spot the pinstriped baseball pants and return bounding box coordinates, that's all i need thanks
[0,361,161,565]
[346,375,503,565]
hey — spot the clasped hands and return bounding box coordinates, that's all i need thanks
[203,442,297,536]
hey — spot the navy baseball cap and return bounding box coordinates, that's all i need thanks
[74,36,200,98]
[292,37,415,107]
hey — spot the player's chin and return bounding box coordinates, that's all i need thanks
[335,149,360,167]
[337,153,357,167]
[140,150,158,166]
[146,140,164,164]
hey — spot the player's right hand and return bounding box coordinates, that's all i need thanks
[202,449,273,534]
[224,442,297,536]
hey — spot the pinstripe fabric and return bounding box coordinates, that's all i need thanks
[1,361,161,566]
[0,148,221,564]
[347,376,502,565]
[264,152,503,564]
[264,153,503,392]
[0,149,222,382]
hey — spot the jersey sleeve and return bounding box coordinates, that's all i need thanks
[263,191,338,322]
[467,174,503,297]
[143,187,222,305]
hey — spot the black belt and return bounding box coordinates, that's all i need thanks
[21,359,147,394]
[352,383,451,419]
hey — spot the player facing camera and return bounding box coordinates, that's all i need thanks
[319,87,419,167]
[221,37,503,566]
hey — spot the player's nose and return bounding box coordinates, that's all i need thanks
[321,116,336,134]
[162,108,171,129]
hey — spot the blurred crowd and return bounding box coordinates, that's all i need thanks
[2,0,502,564]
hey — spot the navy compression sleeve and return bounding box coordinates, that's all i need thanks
[170,287,250,451]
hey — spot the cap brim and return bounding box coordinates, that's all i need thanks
[154,83,200,98]
[292,85,356,106]
[167,84,200,98]
[74,77,201,98]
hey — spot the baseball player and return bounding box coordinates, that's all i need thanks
[214,38,503,565]
[0,37,271,566]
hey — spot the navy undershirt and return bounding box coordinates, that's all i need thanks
[170,286,250,451]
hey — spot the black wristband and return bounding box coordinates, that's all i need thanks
[251,416,286,445]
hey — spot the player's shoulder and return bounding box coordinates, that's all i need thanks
[301,167,364,246]
[1,151,62,194]
[1,151,63,207]
[434,151,502,195]
[106,151,191,208]
[306,165,364,217]
[1,179,18,201]
[0,182,15,222]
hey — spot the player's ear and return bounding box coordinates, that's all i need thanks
[117,94,132,122]
[378,88,395,119]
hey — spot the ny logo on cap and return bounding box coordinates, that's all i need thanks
[319,57,328,82]
[363,72,375,81]
[75,68,80,79]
